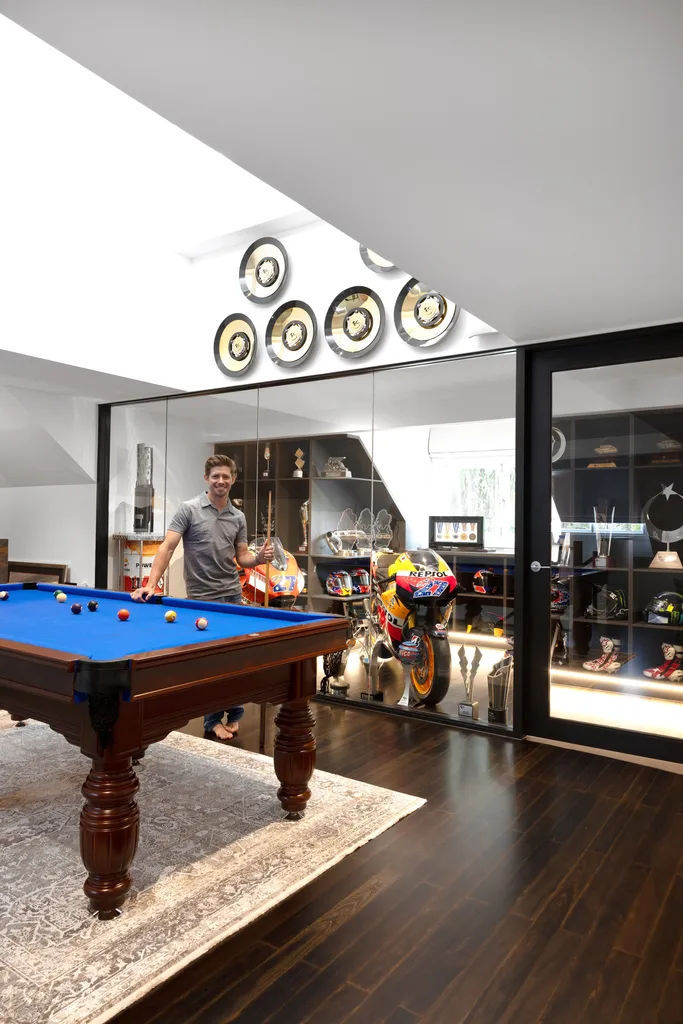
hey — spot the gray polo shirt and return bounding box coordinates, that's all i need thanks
[168,493,247,602]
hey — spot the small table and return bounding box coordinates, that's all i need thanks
[0,583,349,918]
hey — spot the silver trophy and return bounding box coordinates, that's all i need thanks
[322,456,351,479]
[457,645,482,719]
[488,641,513,724]
[593,504,615,568]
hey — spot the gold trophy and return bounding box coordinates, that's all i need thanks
[299,499,310,553]
[293,447,305,478]
[262,444,271,478]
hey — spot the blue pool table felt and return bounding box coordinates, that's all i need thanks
[0,585,330,661]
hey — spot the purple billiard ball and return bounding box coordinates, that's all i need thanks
[71,603,82,615]
[87,601,99,612]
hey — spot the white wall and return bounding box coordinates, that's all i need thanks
[0,484,96,584]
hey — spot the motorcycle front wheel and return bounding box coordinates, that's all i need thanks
[411,633,451,705]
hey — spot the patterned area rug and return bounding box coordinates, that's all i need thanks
[0,712,424,1024]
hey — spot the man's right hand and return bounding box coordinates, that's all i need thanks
[131,583,158,602]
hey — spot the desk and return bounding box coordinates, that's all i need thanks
[0,583,349,918]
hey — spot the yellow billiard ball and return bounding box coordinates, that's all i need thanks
[195,617,208,630]
[165,610,177,623]
[56,593,68,603]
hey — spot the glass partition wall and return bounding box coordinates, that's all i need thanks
[105,351,518,734]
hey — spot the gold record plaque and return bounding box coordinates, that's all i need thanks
[325,287,385,358]
[239,236,288,303]
[266,300,317,367]
[394,278,459,347]
[359,244,397,273]
[214,313,257,377]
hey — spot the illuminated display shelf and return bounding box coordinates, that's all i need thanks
[552,409,683,700]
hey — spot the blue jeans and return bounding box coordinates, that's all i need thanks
[200,591,246,734]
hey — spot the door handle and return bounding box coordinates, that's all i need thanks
[530,561,551,572]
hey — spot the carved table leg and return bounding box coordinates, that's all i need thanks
[273,698,316,820]
[80,755,140,919]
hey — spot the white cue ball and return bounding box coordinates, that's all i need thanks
[56,593,68,603]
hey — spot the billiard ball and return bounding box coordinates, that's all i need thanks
[195,617,208,630]
[71,603,82,615]
[56,593,68,603]
[0,591,8,601]
[53,590,64,599]
[118,609,130,621]
[87,601,99,612]
[165,610,177,623]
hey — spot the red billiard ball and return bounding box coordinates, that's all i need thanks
[71,603,82,615]
[195,617,208,630]
[87,601,99,612]
[118,609,130,621]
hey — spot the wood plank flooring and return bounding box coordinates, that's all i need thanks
[112,703,683,1024]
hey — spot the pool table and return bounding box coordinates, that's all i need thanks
[0,583,349,918]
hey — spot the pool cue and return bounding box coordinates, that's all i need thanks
[264,491,272,608]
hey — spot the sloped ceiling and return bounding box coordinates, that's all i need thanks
[1,1,682,344]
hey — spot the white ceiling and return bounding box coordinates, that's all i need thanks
[0,349,179,401]
[1,2,682,344]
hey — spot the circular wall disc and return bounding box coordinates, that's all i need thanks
[239,237,288,303]
[394,278,459,347]
[214,313,257,377]
[359,245,397,273]
[325,287,385,358]
[266,300,317,367]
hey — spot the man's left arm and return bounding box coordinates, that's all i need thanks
[236,539,274,568]
[235,516,274,568]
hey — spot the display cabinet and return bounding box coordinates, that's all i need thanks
[551,409,683,699]
[214,433,405,611]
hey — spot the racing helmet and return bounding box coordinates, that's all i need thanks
[585,585,628,619]
[645,591,683,626]
[326,571,352,597]
[473,568,496,595]
[349,567,371,594]
[550,577,570,611]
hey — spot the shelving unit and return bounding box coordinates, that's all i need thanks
[552,408,683,681]
[214,434,405,611]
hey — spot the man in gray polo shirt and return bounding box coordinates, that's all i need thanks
[132,454,273,740]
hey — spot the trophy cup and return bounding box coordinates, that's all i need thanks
[133,443,154,533]
[457,645,481,719]
[299,499,310,553]
[293,447,305,478]
[592,504,616,568]
[262,445,271,478]
[488,641,513,724]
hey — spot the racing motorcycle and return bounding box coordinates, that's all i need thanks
[373,549,460,704]
[237,537,306,608]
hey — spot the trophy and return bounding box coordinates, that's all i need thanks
[262,444,271,478]
[588,440,618,469]
[373,510,394,551]
[293,447,305,478]
[643,483,683,569]
[488,640,513,724]
[133,443,154,533]
[322,456,351,479]
[652,438,682,466]
[457,645,482,719]
[592,504,615,568]
[299,499,309,552]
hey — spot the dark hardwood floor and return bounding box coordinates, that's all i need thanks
[113,702,683,1024]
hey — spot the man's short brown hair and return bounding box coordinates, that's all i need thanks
[204,454,237,478]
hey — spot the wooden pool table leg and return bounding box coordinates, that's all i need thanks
[80,754,140,920]
[273,698,316,821]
